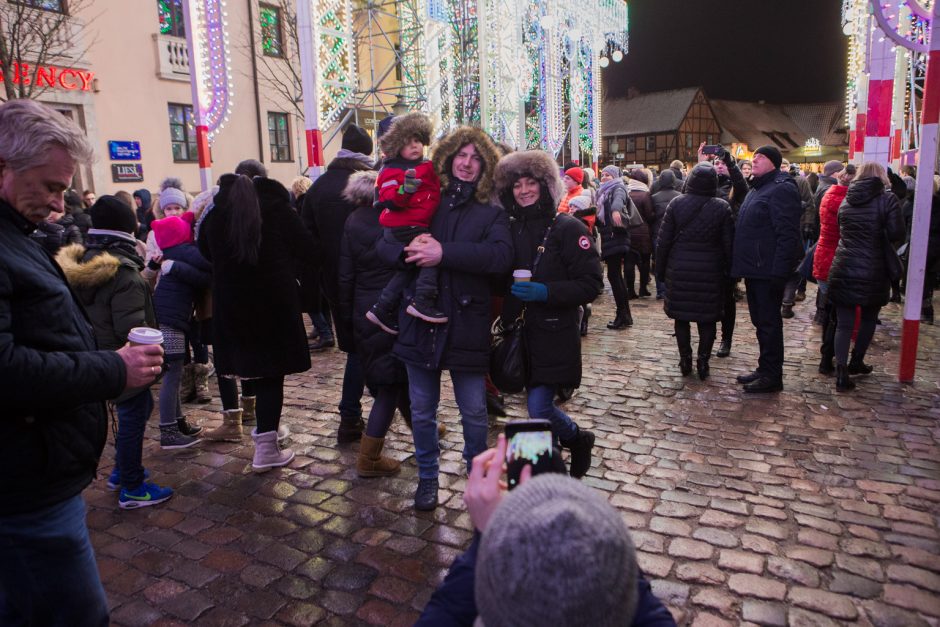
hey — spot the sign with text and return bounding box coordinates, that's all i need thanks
[0,61,94,91]
[111,163,144,183]
[109,141,141,161]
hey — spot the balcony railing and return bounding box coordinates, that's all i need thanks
[153,33,189,81]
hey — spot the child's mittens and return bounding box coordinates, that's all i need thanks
[402,168,421,195]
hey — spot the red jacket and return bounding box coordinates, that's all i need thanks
[376,158,441,228]
[813,183,848,282]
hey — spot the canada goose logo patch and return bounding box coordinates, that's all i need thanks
[578,236,591,250]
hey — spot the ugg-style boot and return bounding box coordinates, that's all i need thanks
[193,363,212,404]
[250,428,294,472]
[560,427,595,479]
[180,363,197,403]
[356,435,401,477]
[204,409,243,442]
[240,396,256,424]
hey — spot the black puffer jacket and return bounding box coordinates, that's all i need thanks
[199,175,318,378]
[730,169,802,279]
[828,177,905,308]
[152,243,210,333]
[0,200,125,516]
[386,180,512,372]
[502,202,603,387]
[651,171,681,244]
[596,181,631,259]
[655,165,735,323]
[338,177,407,387]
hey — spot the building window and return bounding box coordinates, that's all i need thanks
[625,137,635,152]
[168,103,198,162]
[11,0,66,12]
[646,136,656,152]
[158,0,185,37]
[268,112,291,162]
[259,3,284,57]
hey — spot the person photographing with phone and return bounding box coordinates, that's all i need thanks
[416,433,677,627]
[493,150,603,478]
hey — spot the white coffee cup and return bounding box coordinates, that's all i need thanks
[127,327,163,346]
[513,269,532,283]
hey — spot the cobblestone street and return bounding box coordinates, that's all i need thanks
[87,285,940,626]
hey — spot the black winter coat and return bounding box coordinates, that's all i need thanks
[730,170,802,280]
[153,243,210,333]
[627,186,655,256]
[0,200,124,515]
[828,177,905,308]
[199,175,317,378]
[655,194,734,322]
[501,203,603,387]
[384,180,512,372]
[716,160,749,219]
[338,205,406,387]
[651,187,680,246]
[596,181,631,259]
[301,156,374,350]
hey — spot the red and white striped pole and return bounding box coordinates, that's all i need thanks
[183,0,213,190]
[863,1,900,167]
[297,0,325,181]
[899,3,940,382]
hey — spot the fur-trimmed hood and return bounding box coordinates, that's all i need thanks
[56,243,121,289]
[430,126,501,204]
[343,170,378,208]
[494,150,565,209]
[379,112,434,159]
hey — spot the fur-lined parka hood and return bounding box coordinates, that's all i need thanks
[56,243,122,289]
[343,170,379,208]
[379,112,434,160]
[430,126,501,204]
[494,150,565,210]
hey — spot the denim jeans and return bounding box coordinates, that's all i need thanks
[339,352,364,420]
[311,310,334,341]
[0,494,109,626]
[405,364,488,479]
[115,388,154,490]
[526,384,577,441]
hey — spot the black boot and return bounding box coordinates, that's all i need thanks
[847,354,873,375]
[177,417,202,437]
[607,310,627,329]
[675,322,693,376]
[560,427,595,479]
[337,416,364,444]
[697,326,716,380]
[716,338,732,358]
[922,304,934,325]
[485,392,507,417]
[819,305,836,374]
[580,304,591,336]
[414,477,439,511]
[781,304,794,319]
[835,364,855,391]
[696,357,710,380]
[679,354,693,376]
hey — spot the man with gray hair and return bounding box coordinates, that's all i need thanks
[0,99,165,625]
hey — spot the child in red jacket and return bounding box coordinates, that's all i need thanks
[366,112,445,334]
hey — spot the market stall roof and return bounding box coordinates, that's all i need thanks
[602,87,701,136]
[783,145,848,163]
[711,99,846,151]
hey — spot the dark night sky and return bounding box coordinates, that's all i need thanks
[606,0,848,104]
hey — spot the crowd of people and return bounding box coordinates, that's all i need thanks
[3,96,938,625]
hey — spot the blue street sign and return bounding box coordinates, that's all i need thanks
[109,140,141,161]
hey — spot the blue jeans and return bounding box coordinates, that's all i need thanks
[526,385,577,441]
[311,310,334,341]
[405,365,488,479]
[0,494,109,626]
[339,352,364,420]
[115,388,154,490]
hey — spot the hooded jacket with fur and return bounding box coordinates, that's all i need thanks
[376,113,441,228]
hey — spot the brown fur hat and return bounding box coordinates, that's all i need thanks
[342,170,378,208]
[494,150,565,209]
[430,126,501,204]
[378,112,434,158]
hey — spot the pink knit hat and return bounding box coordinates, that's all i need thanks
[151,212,195,249]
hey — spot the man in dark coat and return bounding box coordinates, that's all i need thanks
[650,169,681,299]
[0,99,164,625]
[730,145,802,393]
[382,126,512,511]
[302,124,375,443]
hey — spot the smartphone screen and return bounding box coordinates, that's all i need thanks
[505,420,554,489]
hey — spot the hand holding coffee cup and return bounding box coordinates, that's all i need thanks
[118,328,165,391]
[513,269,532,283]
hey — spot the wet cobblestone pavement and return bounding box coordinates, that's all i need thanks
[87,285,940,626]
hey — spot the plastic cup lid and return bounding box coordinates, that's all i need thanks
[128,327,163,344]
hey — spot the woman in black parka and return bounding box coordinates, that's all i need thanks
[655,163,734,380]
[596,165,634,329]
[198,159,317,471]
[337,170,411,478]
[494,150,604,479]
[827,161,905,392]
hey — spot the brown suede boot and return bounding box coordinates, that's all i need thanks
[193,363,212,404]
[356,435,401,478]
[203,409,243,442]
[240,396,256,424]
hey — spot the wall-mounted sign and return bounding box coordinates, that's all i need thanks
[0,61,94,91]
[111,163,144,183]
[109,141,141,161]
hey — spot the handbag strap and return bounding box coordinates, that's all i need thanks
[516,214,558,322]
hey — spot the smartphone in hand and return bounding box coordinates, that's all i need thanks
[505,419,554,489]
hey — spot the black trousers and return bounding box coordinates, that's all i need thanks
[744,278,786,381]
[719,278,736,342]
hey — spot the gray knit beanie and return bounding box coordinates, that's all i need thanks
[475,474,639,627]
[602,165,621,180]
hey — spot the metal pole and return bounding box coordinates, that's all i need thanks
[182,0,212,191]
[297,0,324,180]
[899,3,939,382]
